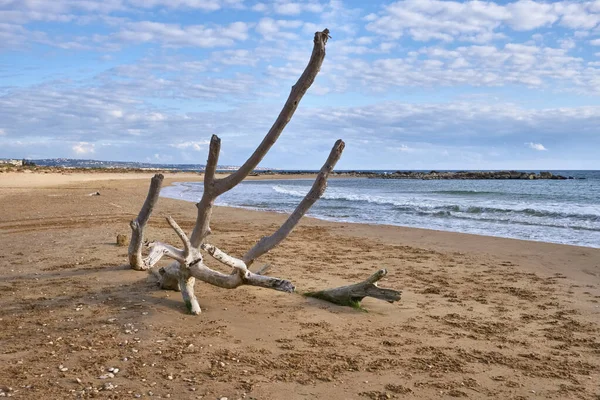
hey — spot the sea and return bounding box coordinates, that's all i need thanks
[161,170,600,249]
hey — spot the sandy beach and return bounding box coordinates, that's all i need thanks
[0,172,599,399]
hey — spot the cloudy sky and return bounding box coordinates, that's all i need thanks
[2,0,600,169]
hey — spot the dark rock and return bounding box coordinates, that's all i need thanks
[251,170,569,181]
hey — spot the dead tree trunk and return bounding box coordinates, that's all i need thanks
[126,29,401,314]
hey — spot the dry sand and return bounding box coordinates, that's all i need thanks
[0,172,599,399]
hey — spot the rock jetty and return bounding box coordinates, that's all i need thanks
[371,170,569,180]
[255,170,574,180]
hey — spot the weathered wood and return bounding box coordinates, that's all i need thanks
[155,263,181,291]
[255,263,272,275]
[145,241,187,267]
[243,139,345,266]
[190,134,220,245]
[201,243,247,271]
[305,269,401,308]
[189,29,331,249]
[179,268,201,315]
[189,261,295,293]
[213,29,331,195]
[128,173,163,270]
[148,216,294,314]
[125,30,400,316]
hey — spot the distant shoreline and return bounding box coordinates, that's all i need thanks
[253,169,581,180]
[0,164,587,180]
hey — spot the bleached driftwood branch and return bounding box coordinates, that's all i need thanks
[189,29,331,248]
[191,134,221,243]
[134,29,335,272]
[124,29,401,315]
[128,173,164,270]
[148,217,294,314]
[243,139,345,266]
[304,269,402,309]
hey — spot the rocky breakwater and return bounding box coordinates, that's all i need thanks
[373,170,570,180]
[253,170,578,180]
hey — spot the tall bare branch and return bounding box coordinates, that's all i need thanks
[128,173,163,270]
[190,135,221,245]
[203,134,221,189]
[213,29,331,195]
[189,29,331,248]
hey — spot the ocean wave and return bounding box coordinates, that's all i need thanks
[433,190,501,195]
[272,185,308,197]
[461,206,599,221]
[445,213,600,232]
[273,185,435,208]
[161,181,600,248]
[272,185,600,221]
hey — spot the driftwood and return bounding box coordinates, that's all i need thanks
[188,28,331,248]
[126,29,402,314]
[146,217,294,314]
[305,269,402,309]
[129,173,164,270]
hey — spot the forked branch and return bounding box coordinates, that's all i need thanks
[124,29,402,316]
[189,29,331,247]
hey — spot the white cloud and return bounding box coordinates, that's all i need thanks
[211,49,259,66]
[115,21,249,47]
[397,144,416,152]
[0,0,244,24]
[0,128,5,135]
[252,3,268,12]
[127,0,244,11]
[256,17,302,40]
[0,23,50,49]
[169,140,211,151]
[2,0,600,169]
[324,42,593,93]
[506,0,558,30]
[526,142,548,151]
[366,0,600,44]
[274,2,302,15]
[366,0,509,43]
[556,2,600,29]
[251,1,324,15]
[72,142,95,154]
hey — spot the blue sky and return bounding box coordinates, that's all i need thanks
[2,0,600,169]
